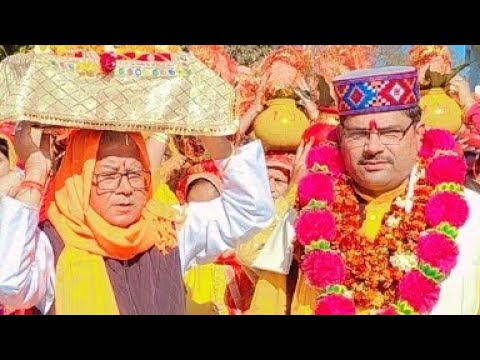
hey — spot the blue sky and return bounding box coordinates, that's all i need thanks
[449,45,465,62]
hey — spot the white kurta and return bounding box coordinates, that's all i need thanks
[0,140,274,314]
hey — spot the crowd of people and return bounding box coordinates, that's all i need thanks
[1,45,480,315]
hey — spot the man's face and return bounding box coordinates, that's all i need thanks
[89,136,148,228]
[340,110,423,195]
[268,167,290,200]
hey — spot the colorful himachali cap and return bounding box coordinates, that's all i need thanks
[332,66,420,116]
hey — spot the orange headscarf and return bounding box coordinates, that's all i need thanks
[47,130,178,314]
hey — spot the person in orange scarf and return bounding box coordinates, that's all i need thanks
[0,122,273,315]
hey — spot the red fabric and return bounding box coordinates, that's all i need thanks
[0,123,15,142]
[136,53,172,62]
[318,106,339,115]
[302,122,339,147]
[265,152,295,182]
[39,175,55,223]
[214,251,255,315]
[463,102,480,149]
[175,160,222,205]
[0,305,35,315]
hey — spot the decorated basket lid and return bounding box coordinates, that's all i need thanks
[0,45,238,135]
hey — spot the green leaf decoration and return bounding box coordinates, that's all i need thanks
[445,62,472,84]
[305,240,331,252]
[434,183,463,194]
[422,63,472,89]
[419,264,445,283]
[395,301,417,315]
[306,199,327,210]
[326,285,348,295]
[435,223,459,241]
[312,164,330,174]
[317,75,336,107]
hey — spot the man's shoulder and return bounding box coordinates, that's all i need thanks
[465,187,480,205]
[456,189,480,262]
[464,188,480,217]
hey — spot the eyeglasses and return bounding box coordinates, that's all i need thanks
[342,120,415,148]
[92,170,151,191]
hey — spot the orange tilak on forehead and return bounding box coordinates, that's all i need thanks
[369,119,377,131]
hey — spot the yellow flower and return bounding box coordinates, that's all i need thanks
[54,46,70,56]
[113,45,131,56]
[76,61,100,76]
[371,293,385,308]
[155,45,181,53]
[168,45,181,53]
[155,45,170,53]
[139,45,155,53]
[113,45,154,58]
[176,67,187,77]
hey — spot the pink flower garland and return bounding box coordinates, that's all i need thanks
[417,233,459,274]
[419,129,455,159]
[306,145,345,178]
[295,131,469,315]
[295,210,337,246]
[298,173,335,208]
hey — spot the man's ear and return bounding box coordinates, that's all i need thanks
[415,121,425,149]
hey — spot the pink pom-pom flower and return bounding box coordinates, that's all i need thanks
[425,192,469,228]
[420,129,456,159]
[301,251,346,288]
[426,155,467,186]
[298,173,334,207]
[417,232,459,274]
[100,52,117,74]
[315,294,356,315]
[295,210,337,246]
[306,145,345,178]
[378,306,399,315]
[398,270,440,314]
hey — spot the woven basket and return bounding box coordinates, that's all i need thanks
[0,51,238,135]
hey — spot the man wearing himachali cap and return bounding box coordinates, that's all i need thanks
[286,66,480,315]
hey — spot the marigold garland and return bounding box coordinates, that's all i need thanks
[294,130,469,315]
